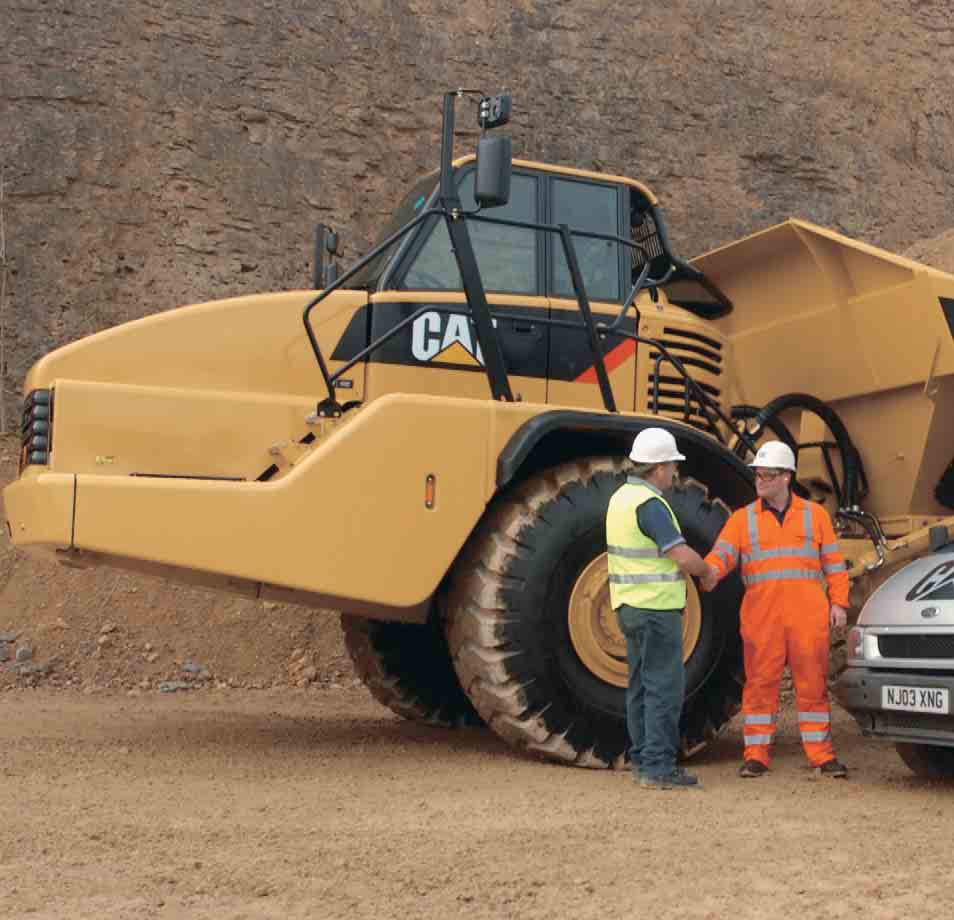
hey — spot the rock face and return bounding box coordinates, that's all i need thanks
[4,1,954,421]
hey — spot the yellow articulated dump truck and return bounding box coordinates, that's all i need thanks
[7,89,954,767]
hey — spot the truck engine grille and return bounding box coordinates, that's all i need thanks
[647,328,723,429]
[630,210,665,272]
[878,634,954,659]
[19,389,53,470]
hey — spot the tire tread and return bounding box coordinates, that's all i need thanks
[448,461,743,768]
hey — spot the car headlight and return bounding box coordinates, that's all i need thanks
[846,626,865,661]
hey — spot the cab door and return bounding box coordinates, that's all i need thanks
[546,175,637,411]
[363,168,550,405]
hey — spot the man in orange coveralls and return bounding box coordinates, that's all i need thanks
[702,441,850,778]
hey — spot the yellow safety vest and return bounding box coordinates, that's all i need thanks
[606,477,686,611]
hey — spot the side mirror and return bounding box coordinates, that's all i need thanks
[474,134,512,209]
[313,224,340,289]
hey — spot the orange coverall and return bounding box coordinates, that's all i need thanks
[705,494,850,767]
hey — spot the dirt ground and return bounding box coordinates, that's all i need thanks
[0,433,355,697]
[3,687,954,920]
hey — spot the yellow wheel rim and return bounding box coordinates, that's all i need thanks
[567,552,702,688]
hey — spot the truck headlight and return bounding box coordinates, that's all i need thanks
[846,626,865,661]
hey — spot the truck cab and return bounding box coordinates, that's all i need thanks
[328,156,729,419]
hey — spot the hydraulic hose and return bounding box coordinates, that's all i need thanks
[730,405,798,453]
[732,392,866,509]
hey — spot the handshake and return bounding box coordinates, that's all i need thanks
[698,563,720,593]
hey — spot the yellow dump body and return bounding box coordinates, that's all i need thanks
[699,219,954,528]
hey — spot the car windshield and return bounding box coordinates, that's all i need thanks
[349,171,439,289]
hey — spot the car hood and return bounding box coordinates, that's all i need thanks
[860,552,954,628]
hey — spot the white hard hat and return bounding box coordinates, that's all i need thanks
[748,440,797,472]
[629,428,686,464]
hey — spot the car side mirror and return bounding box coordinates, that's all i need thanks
[474,134,512,209]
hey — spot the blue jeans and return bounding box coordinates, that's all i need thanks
[615,604,685,778]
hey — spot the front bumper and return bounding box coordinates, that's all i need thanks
[835,666,954,748]
[2,472,75,554]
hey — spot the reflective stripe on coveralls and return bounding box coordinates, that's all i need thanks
[703,495,850,767]
[605,479,687,611]
[744,504,818,562]
[711,539,739,569]
[743,711,777,747]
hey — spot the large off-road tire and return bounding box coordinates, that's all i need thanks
[342,614,482,728]
[895,742,954,779]
[446,457,744,768]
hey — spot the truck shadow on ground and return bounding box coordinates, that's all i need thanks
[98,707,532,763]
[72,695,945,783]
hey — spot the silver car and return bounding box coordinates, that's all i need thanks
[834,551,954,778]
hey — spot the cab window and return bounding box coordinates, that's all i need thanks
[551,178,622,302]
[401,171,539,295]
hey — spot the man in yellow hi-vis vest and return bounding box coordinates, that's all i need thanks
[607,428,711,790]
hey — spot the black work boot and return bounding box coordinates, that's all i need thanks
[640,767,701,790]
[818,758,848,778]
[739,759,769,778]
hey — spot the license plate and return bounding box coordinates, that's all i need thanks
[882,685,950,714]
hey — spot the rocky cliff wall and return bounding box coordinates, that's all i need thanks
[4,0,954,420]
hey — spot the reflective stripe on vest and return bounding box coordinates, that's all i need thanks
[606,478,686,611]
[608,572,684,585]
[606,545,662,559]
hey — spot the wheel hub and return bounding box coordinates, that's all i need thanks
[567,552,702,688]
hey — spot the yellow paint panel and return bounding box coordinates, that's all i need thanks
[2,470,75,554]
[71,395,510,608]
[51,380,316,479]
[25,290,368,402]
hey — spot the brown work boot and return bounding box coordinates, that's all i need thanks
[818,758,848,778]
[739,759,769,778]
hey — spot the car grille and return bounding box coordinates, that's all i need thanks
[876,711,953,733]
[878,634,954,659]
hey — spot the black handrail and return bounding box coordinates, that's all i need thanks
[301,207,438,406]
[302,205,654,410]
[557,223,616,412]
[318,300,755,453]
[300,196,756,450]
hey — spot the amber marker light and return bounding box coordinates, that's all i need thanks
[425,474,437,510]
